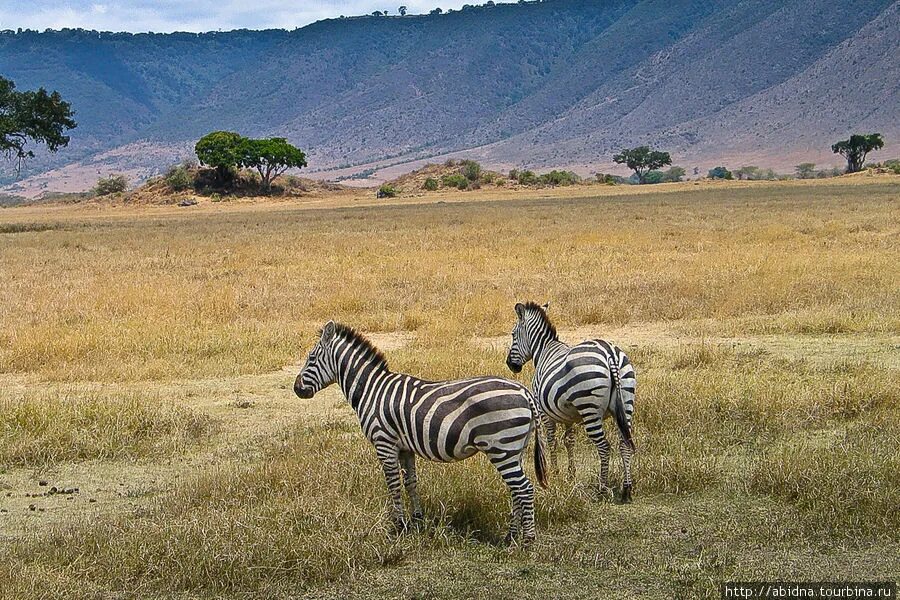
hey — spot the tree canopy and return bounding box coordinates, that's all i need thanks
[195,131,244,181]
[195,132,307,191]
[831,133,884,173]
[239,137,307,191]
[0,76,76,173]
[612,146,672,184]
[708,166,733,180]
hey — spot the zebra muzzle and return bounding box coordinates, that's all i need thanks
[294,379,315,399]
[506,357,523,373]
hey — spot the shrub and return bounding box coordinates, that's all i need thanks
[596,173,618,185]
[662,166,686,182]
[441,173,468,190]
[884,159,900,174]
[164,165,194,192]
[643,170,665,184]
[708,166,733,180]
[516,170,538,185]
[377,184,398,198]
[422,177,439,191]
[93,174,128,196]
[538,170,580,186]
[460,160,482,182]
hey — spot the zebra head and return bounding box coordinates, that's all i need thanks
[506,301,550,373]
[294,321,339,399]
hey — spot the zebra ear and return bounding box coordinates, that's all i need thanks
[542,301,550,311]
[321,321,336,343]
[515,303,526,319]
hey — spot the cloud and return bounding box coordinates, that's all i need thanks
[0,0,476,32]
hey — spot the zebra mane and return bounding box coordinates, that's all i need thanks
[523,301,558,339]
[329,323,389,370]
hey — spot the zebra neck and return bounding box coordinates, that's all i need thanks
[533,335,566,368]
[335,353,391,411]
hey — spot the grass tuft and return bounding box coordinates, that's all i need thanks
[0,389,213,465]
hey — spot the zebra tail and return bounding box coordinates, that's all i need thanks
[610,362,636,453]
[527,392,550,489]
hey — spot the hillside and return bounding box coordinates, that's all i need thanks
[1,0,898,194]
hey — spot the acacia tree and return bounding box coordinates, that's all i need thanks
[240,137,307,191]
[832,133,884,173]
[398,5,408,15]
[612,146,672,184]
[0,76,76,173]
[195,131,243,182]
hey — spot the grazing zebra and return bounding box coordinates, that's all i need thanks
[294,321,549,544]
[505,302,636,502]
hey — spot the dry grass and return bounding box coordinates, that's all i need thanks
[1,178,897,382]
[0,388,213,465]
[1,346,897,598]
[0,177,898,598]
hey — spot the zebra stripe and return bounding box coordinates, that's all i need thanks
[506,302,636,501]
[295,321,548,544]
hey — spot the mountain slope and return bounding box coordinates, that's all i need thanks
[1,0,897,192]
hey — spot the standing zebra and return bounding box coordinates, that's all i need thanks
[505,302,636,501]
[294,321,549,544]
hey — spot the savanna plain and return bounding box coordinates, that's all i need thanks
[0,177,898,599]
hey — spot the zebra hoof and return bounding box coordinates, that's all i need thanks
[390,518,408,534]
[595,486,614,502]
[412,511,425,522]
[503,532,517,546]
[620,485,633,504]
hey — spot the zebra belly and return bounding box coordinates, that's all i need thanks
[396,435,478,463]
[545,396,583,425]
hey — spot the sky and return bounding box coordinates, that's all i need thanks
[0,0,476,32]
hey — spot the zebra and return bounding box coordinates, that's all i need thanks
[505,302,636,502]
[294,321,549,544]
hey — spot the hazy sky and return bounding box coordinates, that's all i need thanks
[0,1,477,32]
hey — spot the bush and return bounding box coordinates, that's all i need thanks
[596,173,618,185]
[164,165,194,192]
[441,174,469,190]
[538,170,580,186]
[93,174,128,196]
[422,177,439,191]
[460,160,482,182]
[708,166,733,180]
[662,166,686,182]
[516,170,538,185]
[884,159,900,175]
[377,184,398,198]
[643,170,665,184]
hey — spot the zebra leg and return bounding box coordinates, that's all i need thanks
[563,425,577,481]
[487,451,536,546]
[399,450,424,521]
[375,443,406,531]
[583,416,613,499]
[619,437,634,503]
[505,490,522,545]
[544,417,560,476]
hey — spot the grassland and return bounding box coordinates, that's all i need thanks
[0,177,898,599]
